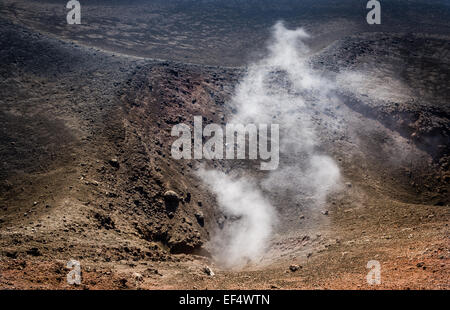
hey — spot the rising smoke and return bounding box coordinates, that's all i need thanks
[197,21,341,268]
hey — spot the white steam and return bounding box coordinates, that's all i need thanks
[197,169,276,267]
[198,22,341,268]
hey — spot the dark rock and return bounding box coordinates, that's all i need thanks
[118,278,128,288]
[195,211,205,227]
[168,233,203,254]
[164,190,179,201]
[108,158,120,168]
[94,212,115,230]
[5,251,18,259]
[185,192,191,203]
[164,190,180,213]
[289,264,301,272]
[26,247,42,256]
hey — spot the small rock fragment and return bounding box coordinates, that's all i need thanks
[270,284,279,289]
[195,211,204,226]
[108,158,120,168]
[119,278,128,287]
[203,266,215,277]
[289,264,301,272]
[133,272,143,282]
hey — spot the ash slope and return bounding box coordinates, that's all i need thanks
[2,0,450,66]
[0,17,239,270]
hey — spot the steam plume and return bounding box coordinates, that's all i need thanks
[198,21,341,268]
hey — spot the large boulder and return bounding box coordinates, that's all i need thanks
[164,190,180,214]
[163,190,179,201]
